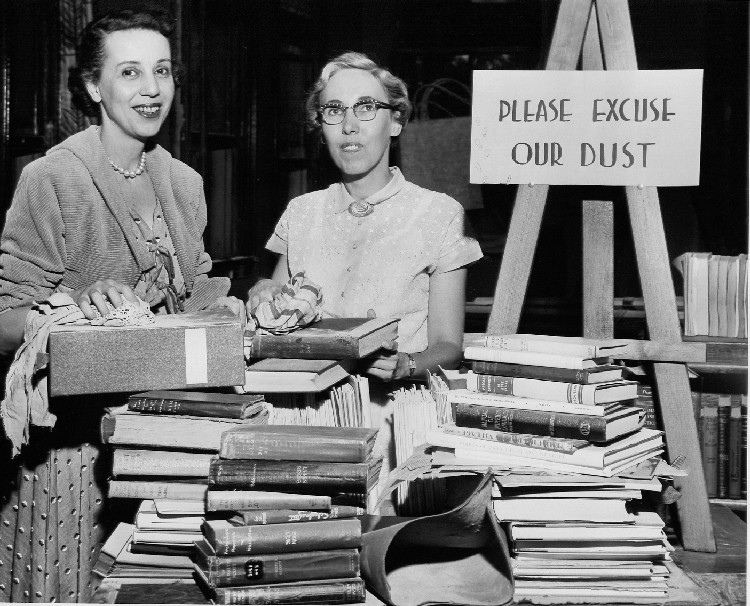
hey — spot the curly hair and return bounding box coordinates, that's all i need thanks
[68,9,182,117]
[304,51,411,133]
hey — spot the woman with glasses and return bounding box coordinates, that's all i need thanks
[247,51,482,385]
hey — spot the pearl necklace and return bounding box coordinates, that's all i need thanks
[108,151,147,178]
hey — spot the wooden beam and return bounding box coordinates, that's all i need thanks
[598,0,716,553]
[583,201,614,339]
[486,184,548,335]
[545,0,593,70]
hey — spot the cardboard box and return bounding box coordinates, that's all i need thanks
[49,310,245,396]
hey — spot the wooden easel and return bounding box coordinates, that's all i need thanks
[486,0,716,552]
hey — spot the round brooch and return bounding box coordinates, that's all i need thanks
[348,200,374,217]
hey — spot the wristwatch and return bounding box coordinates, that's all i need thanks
[406,353,417,378]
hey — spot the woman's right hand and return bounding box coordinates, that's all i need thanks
[71,279,139,320]
[246,278,283,315]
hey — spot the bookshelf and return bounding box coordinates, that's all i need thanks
[709,498,746,512]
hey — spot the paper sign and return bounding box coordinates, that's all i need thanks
[470,69,703,186]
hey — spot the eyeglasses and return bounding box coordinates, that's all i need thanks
[318,100,397,125]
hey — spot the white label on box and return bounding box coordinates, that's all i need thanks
[184,328,208,384]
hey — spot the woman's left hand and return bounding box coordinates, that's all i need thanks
[359,340,409,382]
[209,296,248,328]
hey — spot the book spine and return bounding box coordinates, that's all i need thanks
[464,346,596,370]
[213,578,366,605]
[427,430,603,468]
[717,396,731,498]
[110,416,237,451]
[470,374,598,405]
[728,400,743,499]
[108,481,207,501]
[112,449,212,477]
[700,405,719,498]
[439,424,588,453]
[482,335,597,357]
[246,335,358,360]
[128,397,243,418]
[634,384,658,430]
[204,519,362,556]
[448,391,606,416]
[208,460,369,494]
[742,397,748,499]
[454,403,608,442]
[471,360,592,383]
[200,549,360,587]
[219,435,366,463]
[207,491,332,512]
[238,507,364,526]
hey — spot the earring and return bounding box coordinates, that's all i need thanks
[320,134,326,144]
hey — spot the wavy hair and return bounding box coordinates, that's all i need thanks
[304,52,411,132]
[67,9,182,117]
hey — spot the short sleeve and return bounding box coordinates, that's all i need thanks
[435,204,483,274]
[265,206,290,256]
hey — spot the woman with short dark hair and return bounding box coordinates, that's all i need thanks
[0,10,237,600]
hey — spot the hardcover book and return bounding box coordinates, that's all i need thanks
[101,411,268,452]
[201,518,362,555]
[244,317,398,359]
[206,490,333,512]
[447,389,621,416]
[728,399,743,499]
[128,390,265,419]
[429,426,663,470]
[470,360,624,384]
[717,395,732,498]
[208,458,382,495]
[112,449,213,478]
[230,506,364,526]
[463,346,608,369]
[108,480,207,501]
[242,359,349,393]
[135,501,204,533]
[194,570,367,606]
[194,539,360,587]
[218,425,378,462]
[465,372,638,405]
[492,497,634,524]
[454,402,643,442]
[437,423,590,453]
[481,334,629,358]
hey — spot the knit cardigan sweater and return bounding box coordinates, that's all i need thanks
[0,126,212,312]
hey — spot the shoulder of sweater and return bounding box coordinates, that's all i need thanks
[22,148,89,182]
[155,148,202,184]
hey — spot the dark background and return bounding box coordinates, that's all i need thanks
[0,0,747,335]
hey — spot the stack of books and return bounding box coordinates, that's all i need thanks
[242,317,398,427]
[673,252,748,337]
[419,334,677,602]
[195,425,380,604]
[97,390,269,581]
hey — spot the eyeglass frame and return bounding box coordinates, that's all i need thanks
[317,99,397,125]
